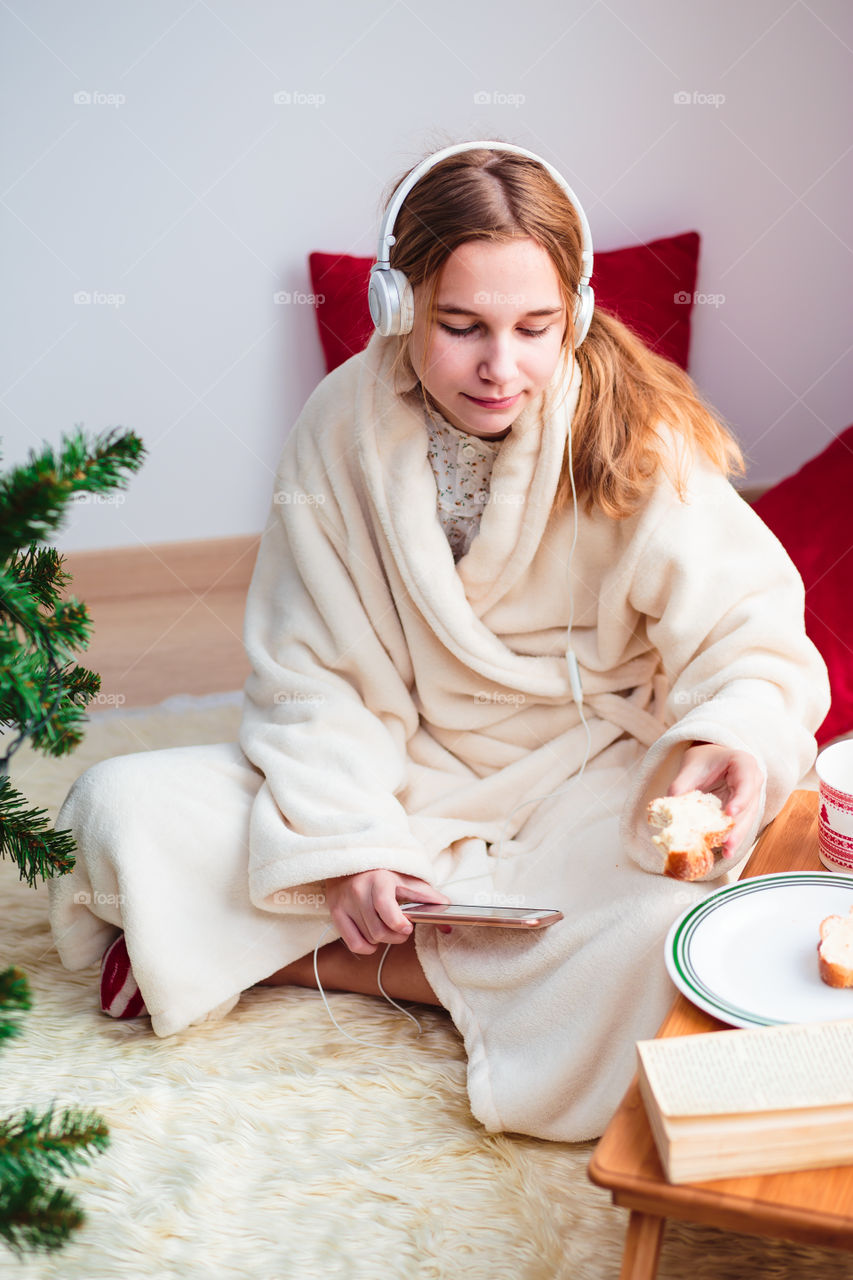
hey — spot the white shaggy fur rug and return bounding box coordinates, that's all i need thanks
[1,695,850,1280]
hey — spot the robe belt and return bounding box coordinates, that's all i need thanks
[582,692,665,748]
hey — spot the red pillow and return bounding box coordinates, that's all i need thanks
[309,231,700,375]
[753,425,853,744]
[592,232,700,371]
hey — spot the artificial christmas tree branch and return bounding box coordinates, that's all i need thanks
[0,424,144,775]
[0,424,145,1255]
[0,776,76,885]
[0,425,145,561]
[0,1171,88,1255]
[0,968,30,1046]
[0,973,112,1257]
[0,1104,110,1182]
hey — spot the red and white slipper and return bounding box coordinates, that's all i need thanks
[100,933,148,1019]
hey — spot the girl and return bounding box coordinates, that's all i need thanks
[49,139,829,1143]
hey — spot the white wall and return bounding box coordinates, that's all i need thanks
[2,0,851,552]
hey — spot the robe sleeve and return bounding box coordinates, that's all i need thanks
[238,425,435,915]
[618,451,830,879]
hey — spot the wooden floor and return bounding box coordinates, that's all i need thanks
[61,535,261,709]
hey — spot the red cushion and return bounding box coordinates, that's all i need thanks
[591,231,700,371]
[308,230,700,375]
[753,425,853,744]
[308,253,376,376]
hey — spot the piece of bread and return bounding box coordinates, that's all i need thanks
[818,906,853,988]
[646,790,734,881]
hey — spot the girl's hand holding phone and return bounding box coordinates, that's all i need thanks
[324,870,451,954]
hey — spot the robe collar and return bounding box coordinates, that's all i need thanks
[354,331,582,634]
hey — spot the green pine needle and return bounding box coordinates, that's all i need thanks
[4,544,71,611]
[0,1104,110,1182]
[0,776,77,884]
[0,426,146,560]
[0,969,31,1045]
[0,1171,85,1255]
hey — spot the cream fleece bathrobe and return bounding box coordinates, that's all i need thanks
[48,332,830,1142]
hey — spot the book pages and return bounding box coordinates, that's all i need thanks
[637,1019,853,1117]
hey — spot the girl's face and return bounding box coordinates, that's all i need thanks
[408,237,568,440]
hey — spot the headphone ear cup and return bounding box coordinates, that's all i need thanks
[367,267,391,334]
[368,267,414,336]
[396,272,414,334]
[573,284,594,348]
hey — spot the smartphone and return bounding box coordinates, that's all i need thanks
[398,903,563,929]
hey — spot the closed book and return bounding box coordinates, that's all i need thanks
[636,1019,853,1183]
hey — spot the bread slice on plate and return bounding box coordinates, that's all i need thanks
[818,905,853,988]
[646,789,734,881]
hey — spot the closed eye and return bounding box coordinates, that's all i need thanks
[438,323,552,339]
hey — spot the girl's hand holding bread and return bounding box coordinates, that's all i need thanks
[647,743,763,879]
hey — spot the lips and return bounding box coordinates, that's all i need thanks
[463,393,521,409]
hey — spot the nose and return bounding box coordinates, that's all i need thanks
[478,332,518,387]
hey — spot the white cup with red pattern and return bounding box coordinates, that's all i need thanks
[816,741,853,873]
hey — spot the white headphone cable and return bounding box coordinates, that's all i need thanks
[490,413,593,869]
[310,922,423,1046]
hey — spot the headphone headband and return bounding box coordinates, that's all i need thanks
[368,140,594,344]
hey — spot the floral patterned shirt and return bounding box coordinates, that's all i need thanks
[423,407,504,562]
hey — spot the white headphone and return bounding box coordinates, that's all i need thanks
[367,140,595,347]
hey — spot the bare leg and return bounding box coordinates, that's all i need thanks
[257,932,441,1006]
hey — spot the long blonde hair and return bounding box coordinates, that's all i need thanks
[381,139,743,518]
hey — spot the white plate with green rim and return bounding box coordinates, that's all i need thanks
[664,872,853,1029]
